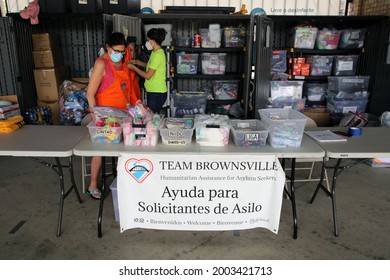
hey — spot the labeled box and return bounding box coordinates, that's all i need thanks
[230,119,268,148]
[87,120,123,143]
[159,118,195,146]
[33,50,64,68]
[0,95,20,119]
[32,33,59,51]
[34,67,69,102]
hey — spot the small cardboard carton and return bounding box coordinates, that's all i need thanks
[0,95,21,119]
[32,33,59,51]
[33,50,64,68]
[34,67,69,101]
[304,108,330,127]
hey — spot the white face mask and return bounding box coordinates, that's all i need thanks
[145,41,153,51]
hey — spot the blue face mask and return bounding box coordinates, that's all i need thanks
[110,51,123,63]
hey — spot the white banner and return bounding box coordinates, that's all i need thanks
[117,153,286,234]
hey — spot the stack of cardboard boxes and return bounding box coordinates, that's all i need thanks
[32,33,68,125]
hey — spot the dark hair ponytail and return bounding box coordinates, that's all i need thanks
[106,32,126,47]
[147,28,167,46]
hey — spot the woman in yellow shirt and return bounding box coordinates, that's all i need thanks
[127,28,167,113]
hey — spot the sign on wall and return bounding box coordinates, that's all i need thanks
[117,153,286,234]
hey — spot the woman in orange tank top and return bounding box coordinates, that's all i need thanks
[86,32,139,199]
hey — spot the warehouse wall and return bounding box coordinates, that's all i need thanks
[348,0,390,16]
[140,0,345,15]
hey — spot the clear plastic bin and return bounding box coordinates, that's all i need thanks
[258,108,307,148]
[304,83,327,101]
[315,29,341,50]
[158,118,195,146]
[327,76,369,92]
[212,80,239,100]
[291,27,318,49]
[223,27,246,47]
[339,29,366,49]
[176,53,199,74]
[176,36,191,47]
[271,98,306,113]
[122,119,160,146]
[170,92,207,117]
[201,53,226,75]
[199,28,222,48]
[194,114,231,147]
[230,119,269,148]
[310,55,334,76]
[87,120,122,143]
[332,55,359,76]
[270,81,303,100]
[327,97,368,114]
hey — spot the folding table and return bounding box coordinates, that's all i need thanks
[73,134,325,239]
[0,125,88,236]
[308,127,390,236]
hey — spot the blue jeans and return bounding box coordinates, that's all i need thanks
[146,92,167,114]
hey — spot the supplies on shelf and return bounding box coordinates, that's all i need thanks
[327,76,370,100]
[176,53,199,74]
[332,55,359,76]
[199,24,222,48]
[271,50,287,74]
[326,96,368,114]
[270,81,303,101]
[339,29,367,49]
[176,36,191,47]
[122,101,162,146]
[194,114,231,147]
[290,26,318,49]
[201,53,226,75]
[223,26,246,47]
[309,55,334,76]
[212,80,239,100]
[271,98,306,113]
[230,119,269,148]
[258,108,307,148]
[303,83,327,101]
[315,29,341,50]
[158,117,195,145]
[170,91,207,117]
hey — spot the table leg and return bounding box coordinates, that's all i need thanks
[283,158,298,239]
[98,157,107,238]
[310,158,342,237]
[54,156,83,237]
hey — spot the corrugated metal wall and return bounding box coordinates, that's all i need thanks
[366,19,390,116]
[0,17,18,96]
[1,14,112,112]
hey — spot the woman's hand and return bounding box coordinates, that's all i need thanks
[127,60,137,70]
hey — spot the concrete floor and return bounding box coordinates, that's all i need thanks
[0,155,389,260]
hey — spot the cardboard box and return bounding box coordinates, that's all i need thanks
[37,100,60,125]
[33,50,63,68]
[32,33,59,51]
[34,67,69,102]
[304,108,330,127]
[0,95,21,119]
